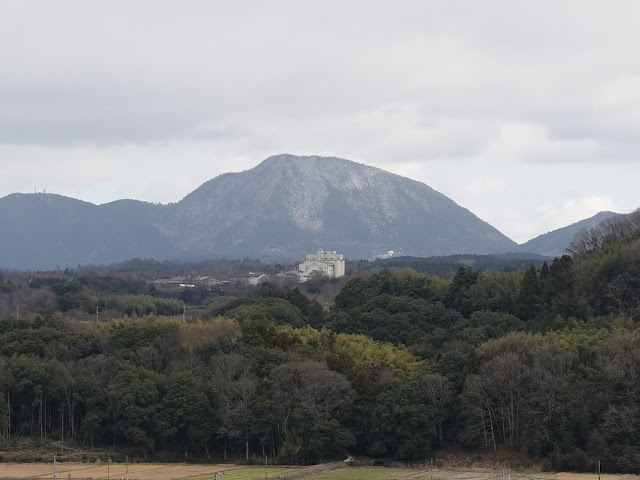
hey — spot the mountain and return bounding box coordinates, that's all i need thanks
[0,193,175,270]
[517,211,619,257]
[0,154,517,269]
[162,155,517,259]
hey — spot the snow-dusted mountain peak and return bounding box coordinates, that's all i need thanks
[170,154,516,259]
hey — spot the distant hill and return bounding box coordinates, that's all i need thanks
[0,193,174,270]
[0,154,517,269]
[517,211,619,257]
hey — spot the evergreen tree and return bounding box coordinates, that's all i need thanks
[445,266,480,317]
[517,265,541,320]
[548,255,577,318]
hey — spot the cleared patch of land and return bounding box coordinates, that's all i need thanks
[290,466,421,480]
[291,469,551,480]
[428,471,551,480]
[550,475,640,480]
[0,463,244,480]
[188,466,296,480]
[291,470,640,480]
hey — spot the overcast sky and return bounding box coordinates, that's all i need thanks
[1,1,639,243]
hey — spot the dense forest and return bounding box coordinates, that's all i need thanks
[0,211,639,471]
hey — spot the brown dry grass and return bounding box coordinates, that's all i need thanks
[550,474,640,480]
[1,464,638,480]
[399,469,552,480]
[0,463,241,480]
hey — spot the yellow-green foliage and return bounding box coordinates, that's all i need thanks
[105,315,182,330]
[333,332,423,375]
[390,269,449,298]
[179,316,242,352]
[542,323,615,351]
[105,295,184,317]
[99,315,242,354]
[268,324,424,375]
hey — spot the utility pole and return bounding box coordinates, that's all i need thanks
[16,306,19,319]
[126,456,129,480]
[598,460,601,480]
[183,305,186,321]
[96,306,100,324]
[430,458,433,480]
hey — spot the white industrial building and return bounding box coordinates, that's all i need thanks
[299,249,345,279]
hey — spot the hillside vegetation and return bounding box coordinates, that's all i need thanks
[0,211,639,471]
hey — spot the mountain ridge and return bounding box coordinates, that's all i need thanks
[162,154,517,259]
[516,211,619,257]
[0,154,520,269]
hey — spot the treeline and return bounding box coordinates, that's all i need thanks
[371,253,549,276]
[76,258,294,277]
[0,212,639,470]
[0,315,421,464]
[0,274,189,320]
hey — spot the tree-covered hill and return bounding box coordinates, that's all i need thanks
[0,212,639,470]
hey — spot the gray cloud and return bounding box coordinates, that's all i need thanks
[1,0,639,241]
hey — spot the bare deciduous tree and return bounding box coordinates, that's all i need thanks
[419,373,453,446]
[208,353,257,460]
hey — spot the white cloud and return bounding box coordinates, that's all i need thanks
[478,123,600,164]
[465,178,508,197]
[535,196,621,232]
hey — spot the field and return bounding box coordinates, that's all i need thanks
[0,464,638,480]
[550,475,640,480]
[0,463,286,480]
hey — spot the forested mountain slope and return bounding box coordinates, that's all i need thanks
[517,211,619,257]
[0,210,639,469]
